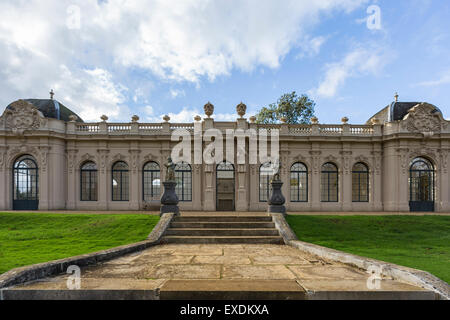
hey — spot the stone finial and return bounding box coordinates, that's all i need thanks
[394,92,399,102]
[163,115,170,122]
[249,116,256,123]
[311,116,318,124]
[236,102,247,118]
[131,115,139,123]
[50,89,54,100]
[194,115,201,122]
[100,115,108,122]
[68,114,78,122]
[341,116,349,124]
[280,117,287,123]
[204,102,214,118]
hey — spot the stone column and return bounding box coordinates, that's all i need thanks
[371,150,383,211]
[203,164,215,210]
[439,148,449,212]
[38,145,51,210]
[236,164,248,211]
[66,149,78,209]
[310,150,321,211]
[341,150,352,211]
[0,145,8,210]
[397,147,410,211]
[129,148,141,210]
[97,149,109,210]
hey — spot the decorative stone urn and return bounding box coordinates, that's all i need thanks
[69,114,78,122]
[249,116,256,123]
[267,162,286,215]
[311,116,318,124]
[341,116,349,124]
[100,115,108,122]
[280,117,287,123]
[160,157,179,216]
[204,102,214,118]
[236,102,247,118]
[131,115,139,123]
[194,115,201,122]
[163,115,170,122]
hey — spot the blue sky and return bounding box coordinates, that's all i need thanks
[0,0,449,123]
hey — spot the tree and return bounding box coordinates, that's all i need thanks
[255,91,315,124]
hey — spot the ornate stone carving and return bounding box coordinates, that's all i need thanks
[38,146,51,172]
[438,149,449,174]
[402,103,446,135]
[129,149,140,173]
[2,100,46,135]
[0,146,8,171]
[67,150,79,174]
[396,147,409,174]
[340,151,352,174]
[309,150,322,174]
[97,149,109,174]
[371,151,382,175]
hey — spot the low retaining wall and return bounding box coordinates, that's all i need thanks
[270,212,450,300]
[0,212,175,290]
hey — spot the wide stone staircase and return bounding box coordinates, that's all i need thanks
[160,215,284,244]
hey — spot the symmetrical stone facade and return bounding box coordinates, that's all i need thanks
[0,99,449,212]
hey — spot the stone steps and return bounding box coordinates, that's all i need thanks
[165,228,280,236]
[161,215,284,244]
[160,236,284,244]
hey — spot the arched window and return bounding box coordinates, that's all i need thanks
[321,162,338,202]
[143,161,161,201]
[409,157,435,212]
[80,162,97,201]
[259,162,273,202]
[290,162,308,202]
[175,162,192,201]
[13,155,39,210]
[112,161,129,201]
[352,163,369,202]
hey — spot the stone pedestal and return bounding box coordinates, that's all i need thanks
[267,180,286,215]
[160,181,179,216]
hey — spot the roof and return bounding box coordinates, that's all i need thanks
[366,101,442,124]
[6,99,84,122]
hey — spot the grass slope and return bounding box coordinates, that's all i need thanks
[0,212,159,274]
[286,215,450,283]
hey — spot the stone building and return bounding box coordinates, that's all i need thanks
[0,96,448,212]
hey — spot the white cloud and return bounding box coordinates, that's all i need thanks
[311,46,391,98]
[170,89,186,99]
[296,35,328,58]
[415,71,450,87]
[0,0,368,120]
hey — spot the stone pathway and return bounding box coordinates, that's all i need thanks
[10,244,434,299]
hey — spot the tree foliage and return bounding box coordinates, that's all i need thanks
[255,91,315,124]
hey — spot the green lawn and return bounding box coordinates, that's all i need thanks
[0,212,159,275]
[286,215,450,283]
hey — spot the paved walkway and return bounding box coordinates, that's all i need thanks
[12,244,431,299]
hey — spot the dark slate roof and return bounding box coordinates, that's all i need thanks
[366,101,442,124]
[7,99,84,122]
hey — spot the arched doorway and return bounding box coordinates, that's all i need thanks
[13,155,39,210]
[216,161,235,211]
[409,157,435,212]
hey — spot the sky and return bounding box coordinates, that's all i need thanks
[0,0,449,123]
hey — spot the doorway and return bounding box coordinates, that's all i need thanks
[216,161,235,211]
